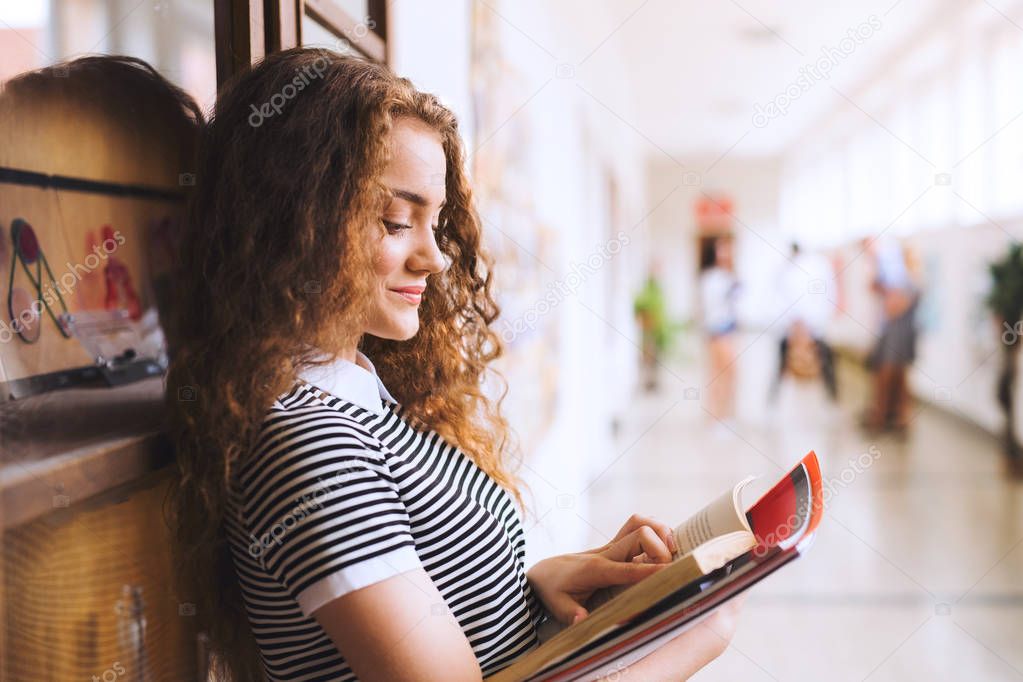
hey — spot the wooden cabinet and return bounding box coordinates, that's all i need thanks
[4,468,198,681]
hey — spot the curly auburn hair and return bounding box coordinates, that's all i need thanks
[165,47,528,680]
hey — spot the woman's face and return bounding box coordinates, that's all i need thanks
[364,117,448,341]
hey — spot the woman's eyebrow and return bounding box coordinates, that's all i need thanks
[391,188,446,208]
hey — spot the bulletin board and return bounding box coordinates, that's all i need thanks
[0,59,196,399]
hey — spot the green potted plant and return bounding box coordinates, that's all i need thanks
[986,242,1023,468]
[633,274,690,391]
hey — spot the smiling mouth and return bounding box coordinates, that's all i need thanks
[389,289,423,305]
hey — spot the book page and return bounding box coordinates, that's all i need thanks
[672,476,755,557]
[585,476,757,613]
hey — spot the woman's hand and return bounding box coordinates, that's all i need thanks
[527,514,679,625]
[609,594,746,681]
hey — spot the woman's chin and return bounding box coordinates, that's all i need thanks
[387,317,421,341]
[366,315,420,341]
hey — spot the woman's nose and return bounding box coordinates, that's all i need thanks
[409,226,446,274]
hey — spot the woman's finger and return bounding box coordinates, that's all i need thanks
[601,526,673,564]
[613,514,678,555]
[591,554,667,586]
[542,588,588,625]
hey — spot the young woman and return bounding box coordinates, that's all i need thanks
[699,236,741,424]
[167,48,740,682]
[862,240,921,432]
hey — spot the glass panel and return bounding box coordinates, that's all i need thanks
[990,27,1023,215]
[917,76,954,228]
[0,0,216,112]
[302,11,344,50]
[954,41,990,224]
[334,0,370,24]
[301,10,373,59]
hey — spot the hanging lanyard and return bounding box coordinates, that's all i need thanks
[6,218,71,343]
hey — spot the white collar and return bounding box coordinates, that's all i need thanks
[298,350,397,415]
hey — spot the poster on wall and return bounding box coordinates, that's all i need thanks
[470,1,559,458]
[0,179,180,398]
[694,193,734,235]
[0,56,195,400]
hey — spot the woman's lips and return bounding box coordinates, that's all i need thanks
[389,286,424,305]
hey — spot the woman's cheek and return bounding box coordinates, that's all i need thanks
[374,237,404,278]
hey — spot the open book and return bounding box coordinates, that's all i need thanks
[486,451,824,682]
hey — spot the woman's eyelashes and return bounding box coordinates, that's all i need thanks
[383,219,412,235]
[383,219,442,236]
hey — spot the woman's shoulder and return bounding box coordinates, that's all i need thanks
[237,383,390,483]
[266,382,384,430]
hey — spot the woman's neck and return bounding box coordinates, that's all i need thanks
[340,345,377,373]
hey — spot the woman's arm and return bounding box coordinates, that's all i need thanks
[312,513,741,681]
[313,567,483,682]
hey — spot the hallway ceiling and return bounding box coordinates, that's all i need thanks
[586,0,953,160]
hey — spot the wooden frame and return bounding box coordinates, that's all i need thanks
[303,0,387,61]
[266,0,301,53]
[215,0,388,87]
[214,0,266,87]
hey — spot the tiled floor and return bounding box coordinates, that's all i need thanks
[582,336,1023,681]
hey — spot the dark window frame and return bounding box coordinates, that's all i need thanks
[215,0,388,87]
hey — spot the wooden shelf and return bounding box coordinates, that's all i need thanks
[0,377,173,530]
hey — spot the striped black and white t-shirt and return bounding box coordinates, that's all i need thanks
[225,351,544,681]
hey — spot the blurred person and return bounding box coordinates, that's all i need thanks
[700,235,741,424]
[770,243,838,402]
[634,260,668,392]
[166,48,742,682]
[861,239,921,433]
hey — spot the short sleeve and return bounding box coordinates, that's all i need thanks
[239,416,423,616]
